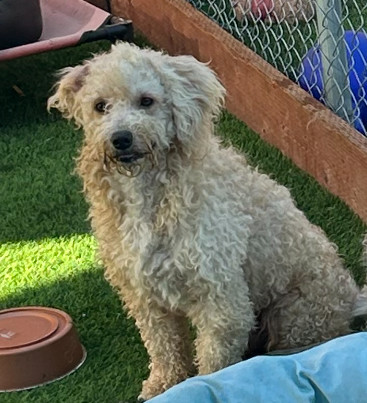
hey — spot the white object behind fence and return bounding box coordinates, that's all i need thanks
[188,0,367,135]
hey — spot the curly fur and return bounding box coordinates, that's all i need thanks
[48,42,367,400]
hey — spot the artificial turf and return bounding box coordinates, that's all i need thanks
[0,36,366,402]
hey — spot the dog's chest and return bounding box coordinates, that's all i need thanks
[108,170,252,310]
[119,193,251,311]
[117,193,202,309]
[146,243,199,309]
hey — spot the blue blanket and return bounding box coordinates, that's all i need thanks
[148,332,367,403]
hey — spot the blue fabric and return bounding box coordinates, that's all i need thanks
[147,333,367,403]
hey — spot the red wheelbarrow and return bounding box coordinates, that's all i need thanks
[0,0,133,62]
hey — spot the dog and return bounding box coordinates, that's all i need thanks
[48,42,367,400]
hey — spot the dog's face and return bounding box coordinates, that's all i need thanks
[48,43,225,174]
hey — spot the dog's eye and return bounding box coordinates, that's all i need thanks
[95,101,107,113]
[140,97,154,107]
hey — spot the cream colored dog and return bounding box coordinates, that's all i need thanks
[48,43,367,400]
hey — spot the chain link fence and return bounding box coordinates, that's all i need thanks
[188,0,367,135]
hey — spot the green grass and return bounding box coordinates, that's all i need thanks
[0,36,366,402]
[0,41,148,402]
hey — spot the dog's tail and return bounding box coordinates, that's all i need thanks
[352,234,367,317]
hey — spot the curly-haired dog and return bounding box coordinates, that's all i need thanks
[48,43,367,400]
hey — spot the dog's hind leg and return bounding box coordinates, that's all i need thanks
[189,277,255,374]
[263,288,355,351]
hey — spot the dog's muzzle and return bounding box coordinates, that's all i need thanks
[111,130,144,163]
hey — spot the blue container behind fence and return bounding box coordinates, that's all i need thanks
[299,31,367,135]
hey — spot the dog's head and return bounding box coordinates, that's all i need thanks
[48,42,225,175]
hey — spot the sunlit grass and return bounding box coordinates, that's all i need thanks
[0,235,97,301]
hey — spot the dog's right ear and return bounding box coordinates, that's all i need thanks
[159,54,226,148]
[47,64,89,126]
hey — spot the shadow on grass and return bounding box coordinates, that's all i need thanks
[0,71,89,243]
[0,45,118,243]
[0,42,112,129]
[0,268,148,403]
[0,156,90,244]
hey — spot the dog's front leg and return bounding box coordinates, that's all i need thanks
[125,297,193,400]
[190,278,254,374]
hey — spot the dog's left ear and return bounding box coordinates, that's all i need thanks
[47,64,89,127]
[162,55,226,143]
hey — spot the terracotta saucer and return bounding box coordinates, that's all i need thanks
[0,306,86,391]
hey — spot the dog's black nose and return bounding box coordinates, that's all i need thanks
[111,130,133,150]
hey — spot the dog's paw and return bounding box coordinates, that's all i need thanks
[138,388,159,401]
[138,377,166,401]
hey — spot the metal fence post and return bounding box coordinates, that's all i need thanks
[315,0,354,123]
